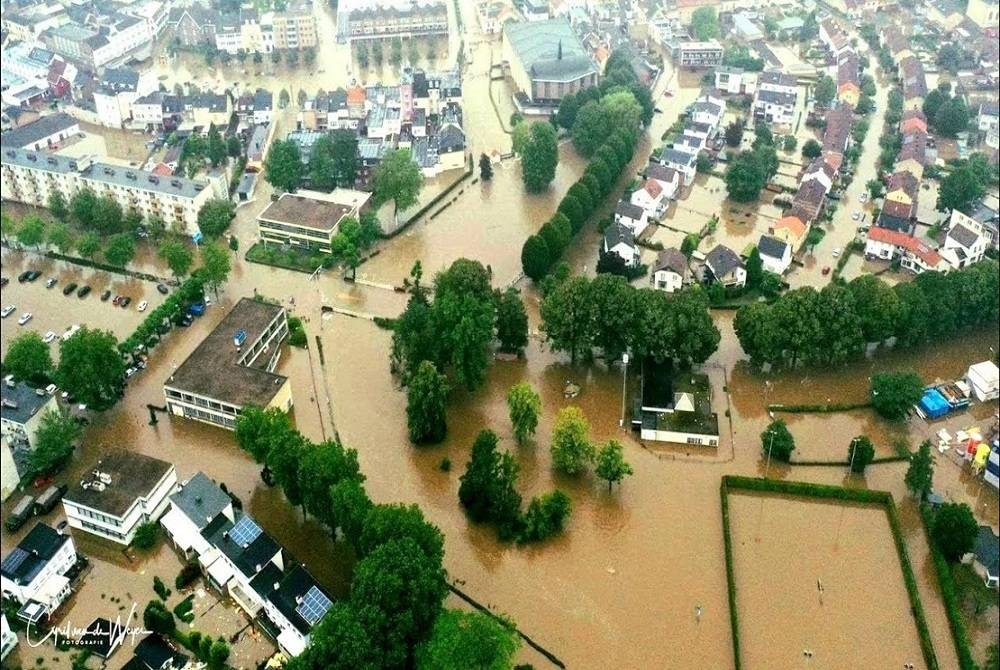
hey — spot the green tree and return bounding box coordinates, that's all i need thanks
[904,440,935,500]
[814,74,836,106]
[48,191,70,222]
[77,232,101,260]
[373,148,423,222]
[724,119,744,147]
[0,213,17,243]
[937,165,986,213]
[350,537,448,670]
[207,123,227,166]
[28,408,81,476]
[287,603,378,670]
[847,436,876,474]
[92,195,124,234]
[521,122,559,193]
[724,147,775,202]
[847,275,899,342]
[70,188,98,227]
[143,600,175,636]
[227,135,243,157]
[208,639,230,670]
[571,100,609,158]
[234,405,294,462]
[933,98,969,137]
[745,247,764,289]
[308,134,339,191]
[264,138,304,192]
[390,36,403,66]
[922,89,948,123]
[870,371,923,420]
[511,122,530,155]
[521,234,552,281]
[557,91,580,129]
[104,233,136,268]
[518,490,571,543]
[416,610,520,670]
[197,198,236,237]
[407,361,449,444]
[16,215,46,249]
[158,239,194,278]
[801,139,822,159]
[761,418,795,463]
[132,522,160,550]
[506,382,541,445]
[550,406,594,475]
[539,276,594,363]
[199,241,231,297]
[495,288,528,354]
[931,502,979,562]
[359,503,444,564]
[299,438,363,523]
[782,135,798,152]
[691,6,719,40]
[458,430,523,534]
[601,90,643,135]
[595,440,633,491]
[328,477,372,548]
[55,328,125,410]
[479,153,493,181]
[4,332,53,383]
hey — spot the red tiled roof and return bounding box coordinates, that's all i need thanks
[867,227,942,266]
[643,178,663,198]
[774,214,807,238]
[881,198,913,220]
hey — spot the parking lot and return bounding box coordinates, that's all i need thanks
[1,251,168,361]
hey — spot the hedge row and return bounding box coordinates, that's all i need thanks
[919,504,978,670]
[788,455,911,467]
[46,250,162,282]
[720,476,939,670]
[385,157,474,239]
[118,274,205,357]
[767,402,872,413]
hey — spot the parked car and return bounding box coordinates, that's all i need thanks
[18,271,32,283]
[46,277,57,288]
[832,247,842,258]
[173,314,193,327]
[121,297,132,308]
[822,266,831,275]
[851,211,861,221]
[156,283,169,295]
[137,300,148,311]
[0,277,8,287]
[34,484,68,515]
[188,302,206,317]
[125,367,137,379]
[17,312,33,325]
[43,331,57,343]
[113,295,123,305]
[6,495,36,532]
[101,290,112,301]
[62,325,80,341]
[63,282,79,295]
[45,384,57,394]
[1,305,15,318]
[25,271,41,282]
[77,285,92,298]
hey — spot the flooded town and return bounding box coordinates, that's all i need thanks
[1,0,998,668]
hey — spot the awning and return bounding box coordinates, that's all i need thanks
[277,627,307,658]
[203,552,234,589]
[160,508,195,552]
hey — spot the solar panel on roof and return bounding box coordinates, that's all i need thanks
[1,547,31,575]
[296,585,332,626]
[229,516,262,546]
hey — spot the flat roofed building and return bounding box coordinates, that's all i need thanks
[62,449,177,545]
[672,40,724,68]
[164,298,292,430]
[502,19,598,104]
[257,190,358,253]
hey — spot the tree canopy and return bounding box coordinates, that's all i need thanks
[550,406,595,475]
[520,122,559,193]
[373,148,423,218]
[506,382,541,445]
[415,610,520,670]
[691,6,719,40]
[54,327,125,410]
[905,440,935,500]
[761,419,795,463]
[4,332,53,384]
[264,139,304,192]
[931,502,978,562]
[870,371,923,420]
[197,199,236,238]
[407,361,449,444]
[29,408,81,476]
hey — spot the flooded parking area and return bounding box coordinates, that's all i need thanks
[1,251,168,360]
[727,492,927,670]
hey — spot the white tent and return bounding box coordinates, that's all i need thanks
[966,361,1000,402]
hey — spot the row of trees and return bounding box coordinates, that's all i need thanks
[539,273,720,364]
[734,262,999,368]
[233,407,520,669]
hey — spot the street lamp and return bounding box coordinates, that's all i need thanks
[764,430,775,479]
[619,352,630,429]
[848,437,859,474]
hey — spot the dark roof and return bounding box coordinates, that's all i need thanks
[1,523,70,585]
[165,298,288,408]
[194,93,228,113]
[645,162,678,184]
[888,171,919,198]
[64,449,173,518]
[412,71,429,98]
[759,71,797,88]
[124,634,188,670]
[756,89,797,106]
[0,380,56,426]
[691,101,722,117]
[259,193,352,232]
[661,148,696,166]
[980,102,1000,118]
[267,564,333,634]
[202,512,281,578]
[881,198,913,220]
[170,473,232,531]
[531,55,597,82]
[0,112,78,149]
[877,212,913,233]
[757,235,788,259]
[705,244,744,276]
[652,248,688,275]
[615,200,645,220]
[604,223,635,249]
[437,124,465,153]
[948,222,979,248]
[641,357,673,410]
[78,618,122,658]
[822,106,852,152]
[504,19,596,83]
[253,89,273,111]
[100,67,139,91]
[974,525,999,577]
[793,179,828,219]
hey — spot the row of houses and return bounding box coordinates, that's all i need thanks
[334,0,450,43]
[167,1,318,55]
[0,42,79,109]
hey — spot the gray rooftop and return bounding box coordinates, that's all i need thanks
[604,222,635,249]
[616,200,645,220]
[170,472,232,531]
[653,248,688,275]
[65,449,173,517]
[756,89,797,106]
[0,381,57,426]
[661,148,697,166]
[504,19,596,83]
[0,113,78,149]
[706,244,744,276]
[757,234,788,260]
[974,525,999,578]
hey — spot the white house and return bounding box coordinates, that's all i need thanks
[603,224,640,267]
[864,227,947,274]
[966,361,999,402]
[800,158,835,193]
[644,162,680,200]
[0,113,79,151]
[630,179,666,218]
[613,200,648,234]
[714,67,756,95]
[753,89,797,125]
[62,449,177,545]
[650,247,689,292]
[1,613,16,662]
[940,210,988,269]
[757,235,792,274]
[1,523,77,624]
[690,99,724,129]
[705,244,747,288]
[977,101,998,150]
[757,71,798,97]
[659,147,698,186]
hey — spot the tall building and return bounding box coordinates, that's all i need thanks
[1,149,219,238]
[501,19,598,104]
[336,0,449,43]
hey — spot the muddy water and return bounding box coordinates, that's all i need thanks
[728,492,927,670]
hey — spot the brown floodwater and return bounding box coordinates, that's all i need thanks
[727,492,926,670]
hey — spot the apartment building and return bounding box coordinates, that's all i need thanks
[0,113,80,151]
[257,190,360,252]
[1,3,66,42]
[271,2,318,49]
[43,12,153,70]
[62,449,177,545]
[337,0,449,42]
[163,298,292,431]
[1,523,77,624]
[1,149,216,238]
[93,67,158,128]
[672,40,724,68]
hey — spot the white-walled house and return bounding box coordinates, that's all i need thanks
[940,210,988,269]
[757,235,792,274]
[659,147,698,186]
[644,162,679,200]
[1,523,77,624]
[800,158,835,193]
[62,449,176,545]
[864,226,947,274]
[650,248,689,292]
[630,179,666,218]
[704,244,747,288]
[603,224,640,267]
[613,200,648,234]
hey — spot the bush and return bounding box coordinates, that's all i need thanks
[518,490,572,544]
[175,561,201,590]
[173,595,195,623]
[930,502,978,563]
[287,316,307,347]
[153,576,171,601]
[132,522,160,551]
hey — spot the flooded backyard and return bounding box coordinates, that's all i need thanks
[728,492,927,669]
